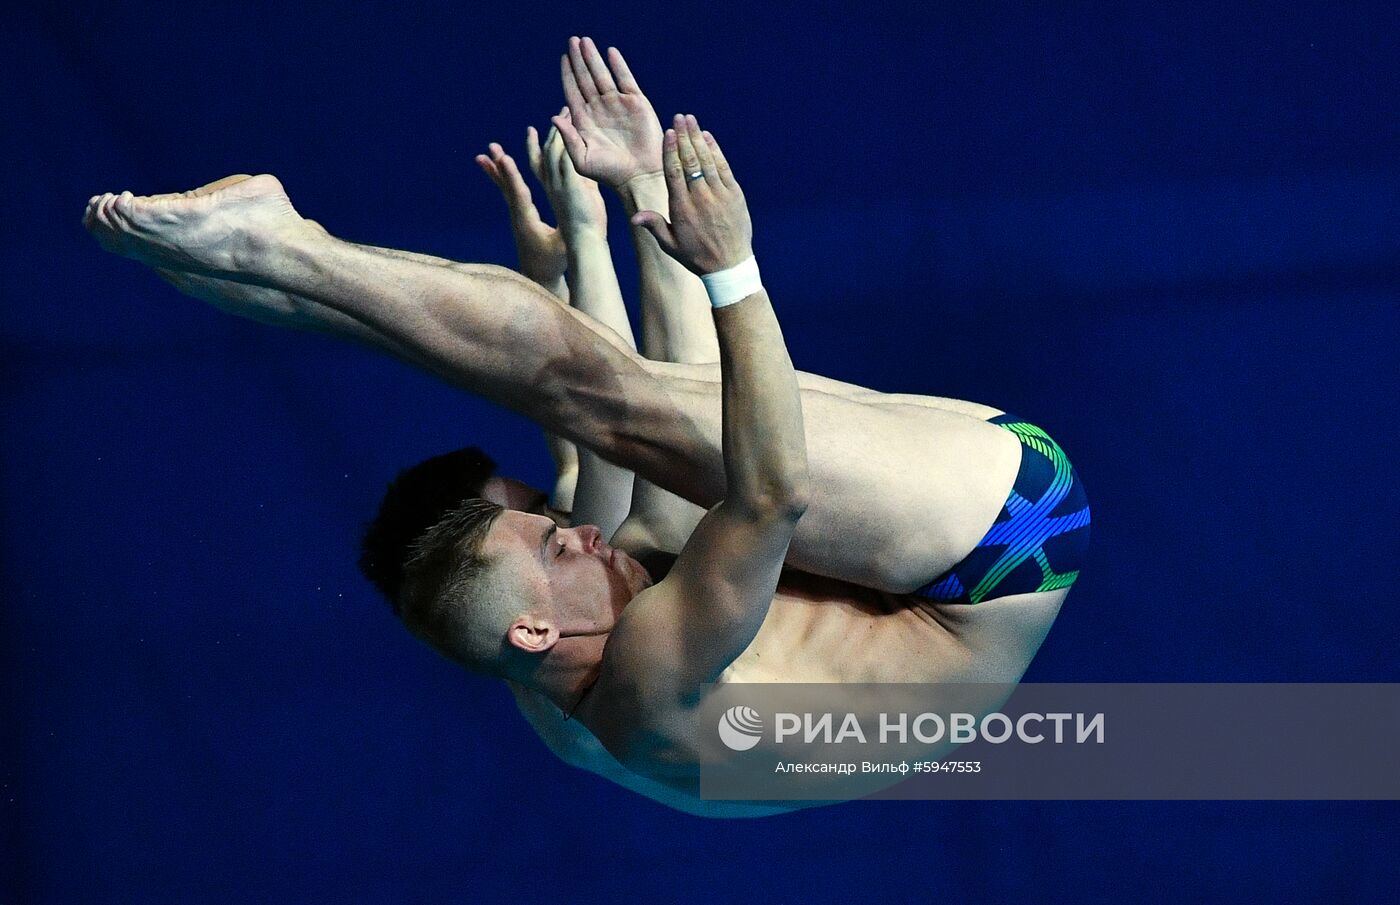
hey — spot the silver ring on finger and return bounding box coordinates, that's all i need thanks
[686,170,704,182]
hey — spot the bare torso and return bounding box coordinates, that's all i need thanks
[566,565,1067,813]
[719,571,973,685]
[521,404,1069,814]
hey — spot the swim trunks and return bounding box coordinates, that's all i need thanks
[913,413,1090,604]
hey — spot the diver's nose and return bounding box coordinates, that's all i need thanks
[577,524,603,552]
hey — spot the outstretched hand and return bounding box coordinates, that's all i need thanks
[476,140,565,288]
[631,115,753,276]
[526,109,607,234]
[477,110,609,290]
[552,36,664,189]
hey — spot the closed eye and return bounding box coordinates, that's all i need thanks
[541,523,558,561]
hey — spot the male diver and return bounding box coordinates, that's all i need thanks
[83,40,1089,816]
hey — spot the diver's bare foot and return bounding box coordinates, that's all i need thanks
[85,175,255,259]
[82,174,313,275]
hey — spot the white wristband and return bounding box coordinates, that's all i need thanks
[700,256,762,309]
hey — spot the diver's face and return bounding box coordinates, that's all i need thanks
[480,476,570,526]
[482,511,653,640]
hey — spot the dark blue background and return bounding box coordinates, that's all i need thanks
[6,2,1398,902]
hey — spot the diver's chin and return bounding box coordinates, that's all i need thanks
[620,550,654,592]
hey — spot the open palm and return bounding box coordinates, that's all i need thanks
[554,37,664,188]
[476,142,566,287]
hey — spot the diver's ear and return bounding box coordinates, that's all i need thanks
[506,616,560,654]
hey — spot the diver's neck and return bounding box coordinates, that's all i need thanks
[530,632,609,717]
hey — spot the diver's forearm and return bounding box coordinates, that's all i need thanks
[558,220,637,534]
[617,174,720,363]
[713,289,810,511]
[563,223,636,351]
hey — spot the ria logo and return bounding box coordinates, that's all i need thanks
[717,705,764,751]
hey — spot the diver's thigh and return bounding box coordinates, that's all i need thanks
[643,365,1023,591]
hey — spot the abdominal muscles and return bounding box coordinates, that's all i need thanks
[716,570,963,685]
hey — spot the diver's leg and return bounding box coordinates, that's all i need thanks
[85,176,1019,591]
